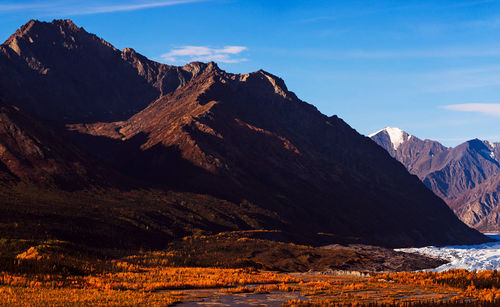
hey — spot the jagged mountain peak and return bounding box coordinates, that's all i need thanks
[368,126,407,137]
[2,18,117,59]
[0,19,170,122]
[233,69,297,101]
[369,127,411,150]
[456,139,498,161]
[9,19,81,36]
[5,19,85,43]
[122,47,137,55]
[184,60,219,70]
[4,19,37,45]
[51,19,79,28]
[181,61,222,78]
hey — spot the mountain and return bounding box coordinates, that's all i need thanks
[370,127,500,232]
[448,141,500,231]
[368,127,412,155]
[0,99,115,189]
[0,19,489,248]
[0,19,206,123]
[368,127,449,179]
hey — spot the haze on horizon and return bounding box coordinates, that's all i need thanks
[1,0,500,146]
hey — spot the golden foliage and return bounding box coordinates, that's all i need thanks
[0,262,297,306]
[2,248,500,307]
[372,269,500,303]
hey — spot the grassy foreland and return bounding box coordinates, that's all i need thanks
[1,233,500,306]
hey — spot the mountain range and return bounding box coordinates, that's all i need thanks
[0,19,489,249]
[370,127,500,232]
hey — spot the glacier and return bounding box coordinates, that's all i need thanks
[397,234,500,271]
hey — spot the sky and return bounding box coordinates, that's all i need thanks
[1,0,500,146]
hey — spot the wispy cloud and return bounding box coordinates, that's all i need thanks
[160,46,248,63]
[297,4,427,24]
[0,3,52,11]
[260,46,500,61]
[442,103,500,116]
[67,0,207,15]
[299,0,496,24]
[329,47,500,59]
[0,0,207,16]
[418,65,500,92]
[463,17,500,28]
[278,61,500,93]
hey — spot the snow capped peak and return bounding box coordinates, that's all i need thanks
[368,127,409,150]
[488,141,496,149]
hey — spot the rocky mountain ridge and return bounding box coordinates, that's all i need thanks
[0,19,211,123]
[0,19,489,248]
[370,127,500,232]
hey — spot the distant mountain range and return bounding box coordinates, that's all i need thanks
[370,127,500,232]
[0,19,488,248]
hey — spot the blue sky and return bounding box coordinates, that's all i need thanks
[1,0,500,146]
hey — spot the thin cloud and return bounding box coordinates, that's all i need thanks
[160,45,248,64]
[463,17,500,28]
[68,0,207,15]
[0,1,207,16]
[330,48,500,59]
[0,3,52,11]
[442,103,500,116]
[298,0,495,24]
[260,46,500,61]
[298,3,432,24]
[418,65,500,92]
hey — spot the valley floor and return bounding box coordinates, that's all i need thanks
[2,267,500,306]
[1,232,499,306]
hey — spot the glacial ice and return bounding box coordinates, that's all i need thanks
[397,234,500,271]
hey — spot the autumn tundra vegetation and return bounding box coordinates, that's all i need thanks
[1,233,500,306]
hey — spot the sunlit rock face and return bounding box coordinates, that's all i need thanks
[371,128,500,232]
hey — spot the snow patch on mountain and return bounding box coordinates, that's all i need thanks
[480,148,495,160]
[369,127,408,150]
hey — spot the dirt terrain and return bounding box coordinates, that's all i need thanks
[151,231,447,272]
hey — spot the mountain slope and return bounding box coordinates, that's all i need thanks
[450,174,500,231]
[0,19,206,123]
[0,99,116,189]
[69,64,487,247]
[0,19,489,248]
[370,127,500,231]
[423,140,500,201]
[369,127,449,179]
[0,99,281,249]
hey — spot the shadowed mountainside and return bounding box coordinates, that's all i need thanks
[0,100,117,189]
[67,63,487,247]
[0,19,490,248]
